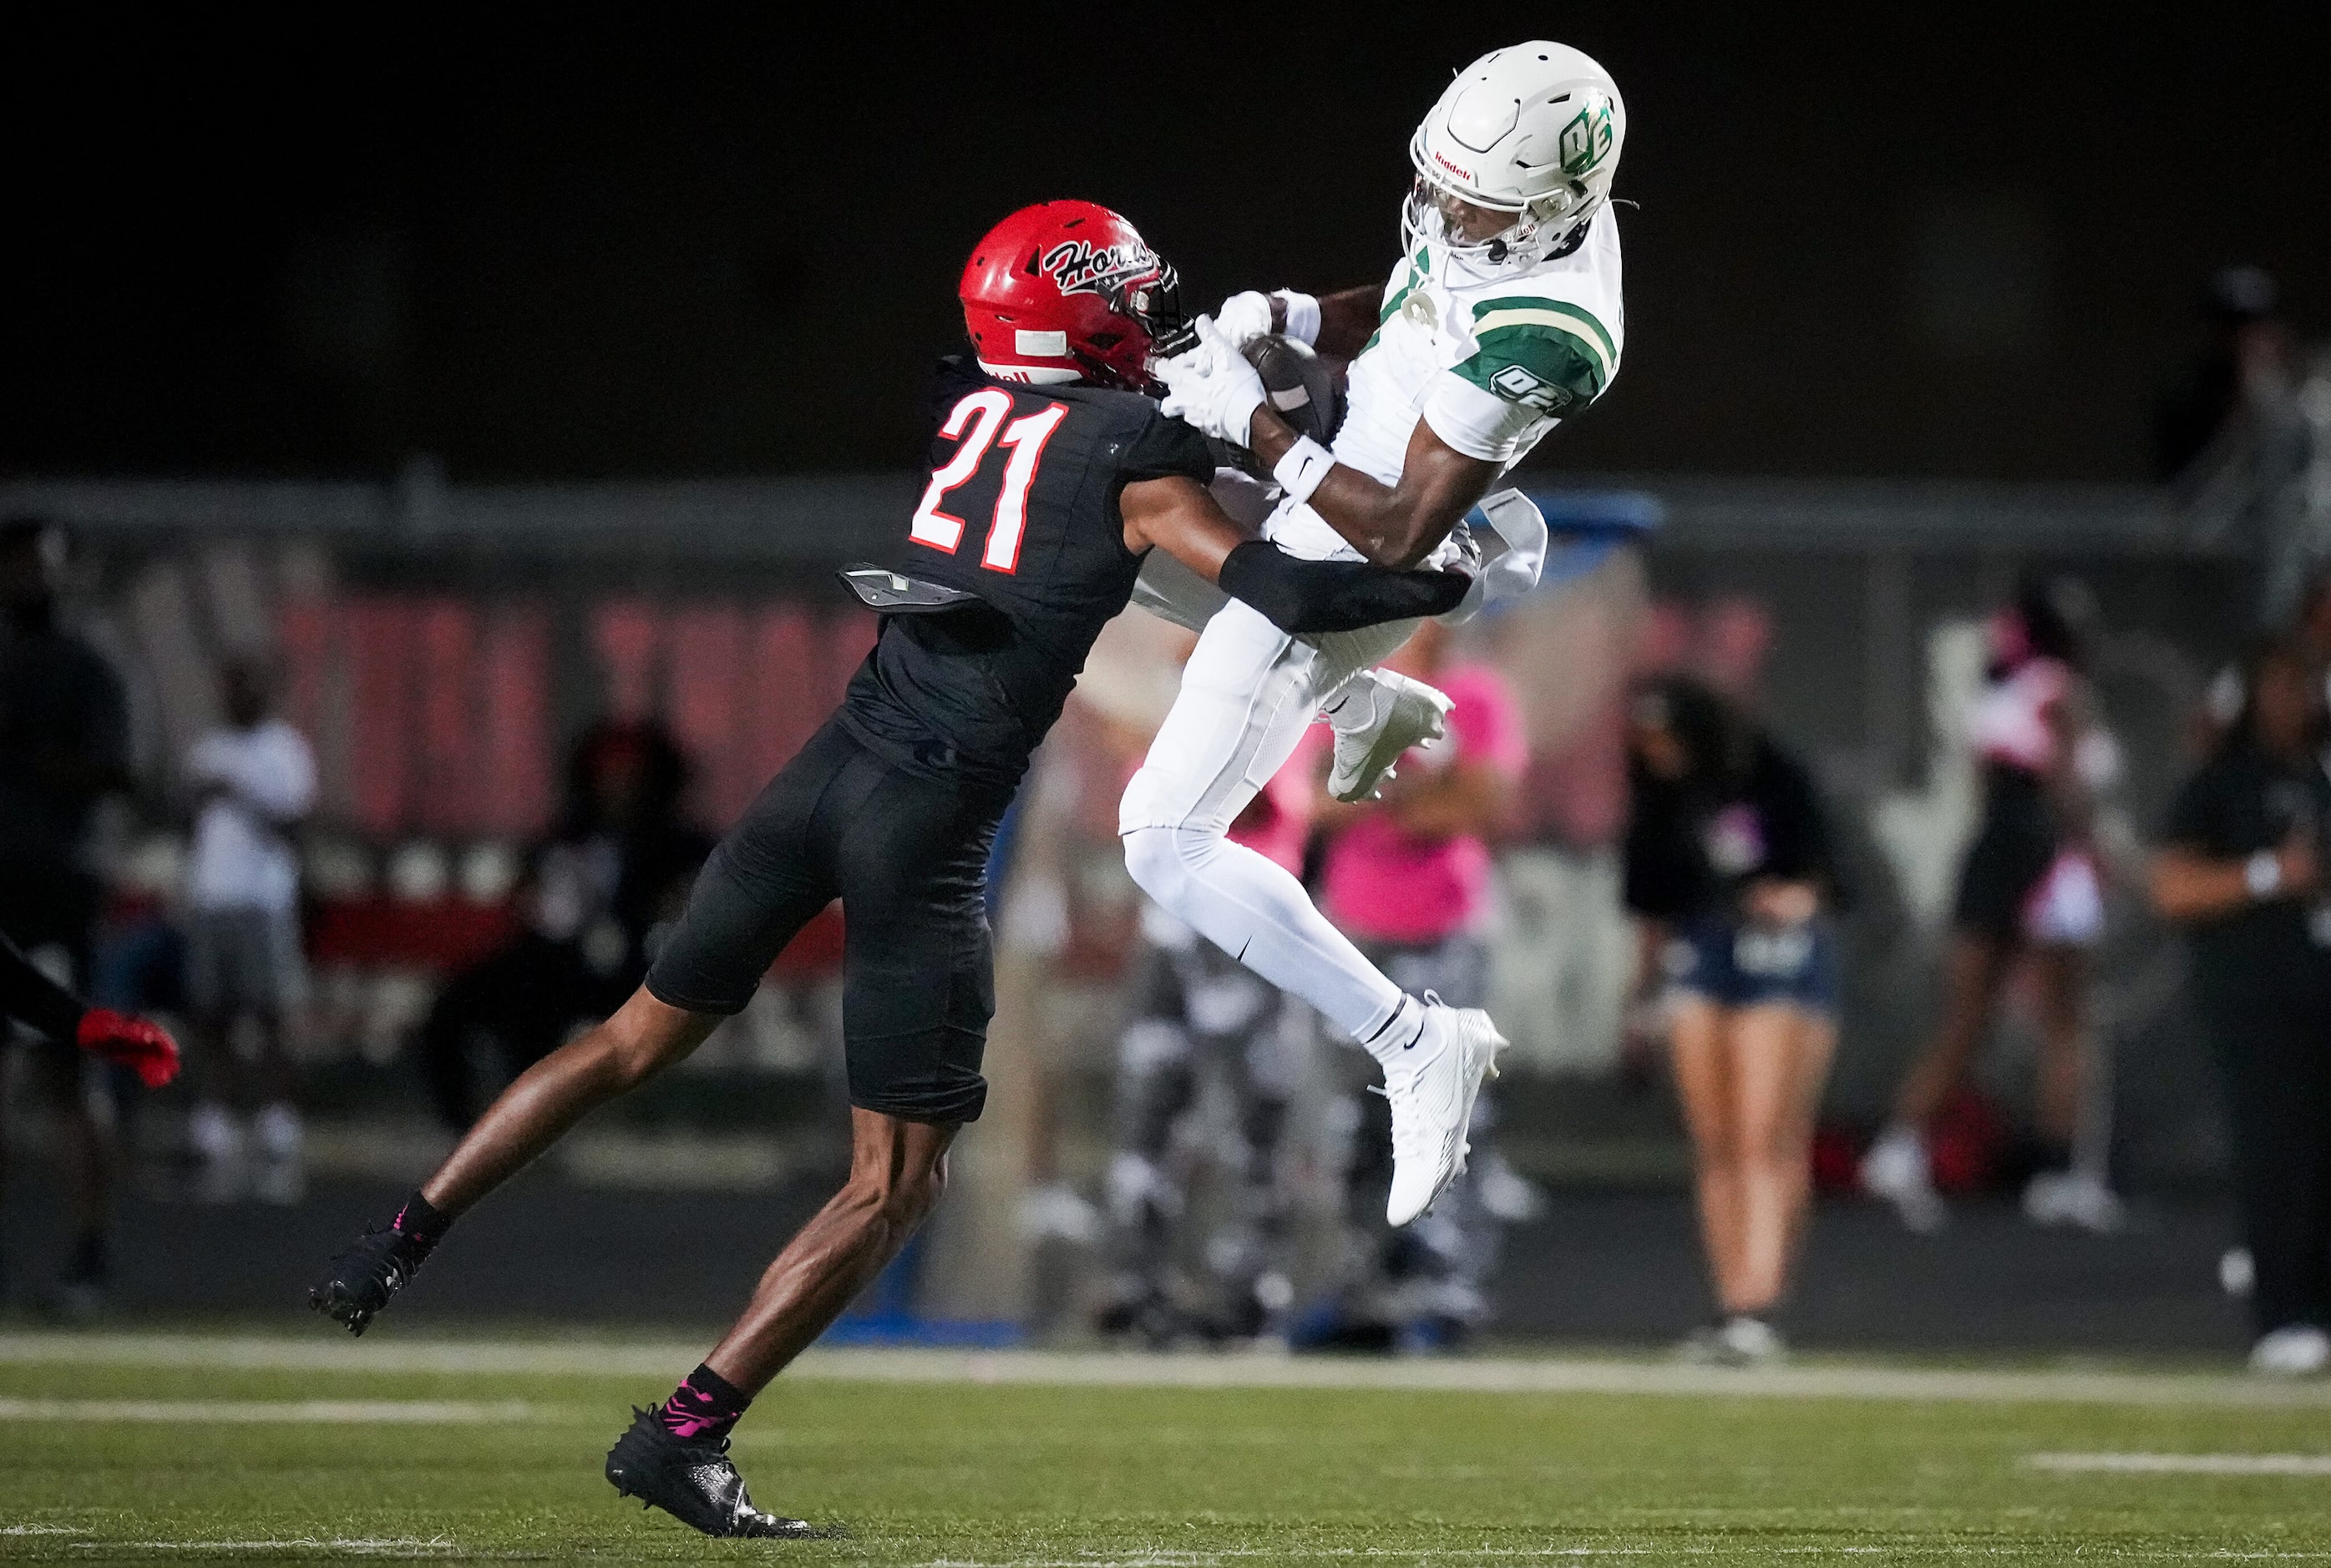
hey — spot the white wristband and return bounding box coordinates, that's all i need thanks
[1273,291,1321,346]
[2247,850,2283,899]
[1272,435,1334,506]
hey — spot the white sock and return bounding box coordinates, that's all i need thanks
[1360,995,1426,1065]
[1122,825,1409,1052]
[1320,675,1379,735]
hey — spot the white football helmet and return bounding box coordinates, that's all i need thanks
[1404,42,1625,276]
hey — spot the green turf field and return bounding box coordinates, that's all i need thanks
[1,1336,2328,1563]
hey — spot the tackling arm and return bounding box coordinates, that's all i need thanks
[1119,475,1468,633]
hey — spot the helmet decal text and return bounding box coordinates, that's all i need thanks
[1432,149,1477,185]
[1039,238,1161,297]
[1558,101,1615,177]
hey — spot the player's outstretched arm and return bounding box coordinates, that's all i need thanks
[1120,475,1467,633]
[1249,411,1498,571]
[1156,319,1497,571]
[1214,287,1378,359]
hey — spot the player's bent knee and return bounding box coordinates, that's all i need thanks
[1122,826,1213,910]
[1121,825,1178,903]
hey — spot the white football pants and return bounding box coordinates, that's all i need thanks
[1119,598,1418,1043]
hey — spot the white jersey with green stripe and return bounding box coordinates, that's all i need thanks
[1263,210,1622,564]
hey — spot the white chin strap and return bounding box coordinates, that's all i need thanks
[976,360,1082,385]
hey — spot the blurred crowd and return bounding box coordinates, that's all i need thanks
[0,265,2325,1375]
[0,513,728,1314]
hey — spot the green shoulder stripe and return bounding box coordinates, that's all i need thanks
[1453,313,1611,417]
[1472,295,1617,365]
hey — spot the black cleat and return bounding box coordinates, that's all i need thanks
[307,1223,430,1336]
[605,1405,830,1539]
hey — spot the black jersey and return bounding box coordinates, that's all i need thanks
[838,356,1214,786]
[1624,736,1837,923]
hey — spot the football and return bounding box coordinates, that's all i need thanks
[1241,331,1344,446]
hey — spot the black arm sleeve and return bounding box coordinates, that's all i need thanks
[0,928,90,1044]
[1216,540,1470,635]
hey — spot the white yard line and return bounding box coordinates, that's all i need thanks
[2028,1451,2331,1475]
[2,1332,2326,1409]
[84,1541,541,1559]
[0,1397,530,1424]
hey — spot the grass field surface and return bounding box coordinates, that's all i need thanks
[0,1333,2326,1564]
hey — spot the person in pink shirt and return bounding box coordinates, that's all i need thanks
[1307,620,1527,1352]
[1095,729,1325,1346]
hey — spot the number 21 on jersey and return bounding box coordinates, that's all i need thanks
[909,389,1068,574]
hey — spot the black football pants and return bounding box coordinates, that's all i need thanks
[646,716,1009,1125]
[2203,989,2331,1336]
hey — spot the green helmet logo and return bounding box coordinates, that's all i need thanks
[1558,100,1615,176]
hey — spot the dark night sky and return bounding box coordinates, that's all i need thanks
[5,6,2326,483]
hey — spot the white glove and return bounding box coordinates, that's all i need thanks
[1214,291,1276,348]
[1214,289,1321,348]
[1156,316,1268,448]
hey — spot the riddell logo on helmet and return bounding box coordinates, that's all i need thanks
[1041,239,1158,297]
[1432,149,1477,183]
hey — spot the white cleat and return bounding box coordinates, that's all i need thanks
[1382,997,1503,1227]
[1328,670,1453,803]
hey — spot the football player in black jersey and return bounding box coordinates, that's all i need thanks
[310,200,1468,1540]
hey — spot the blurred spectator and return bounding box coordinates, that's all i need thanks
[1623,675,1839,1366]
[418,721,711,1127]
[0,517,132,1313]
[1862,577,2123,1234]
[2154,265,2296,483]
[2202,569,2331,747]
[1092,742,1315,1348]
[1300,620,1530,1353]
[2151,638,2331,1377]
[182,657,317,1203]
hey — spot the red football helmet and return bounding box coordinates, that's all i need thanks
[959,201,1188,392]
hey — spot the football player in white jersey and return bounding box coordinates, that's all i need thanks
[1121,41,1627,1227]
